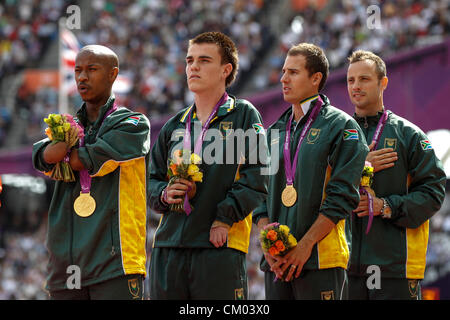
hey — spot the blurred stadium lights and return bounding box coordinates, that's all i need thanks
[0,174,46,194]
[291,16,304,35]
[427,129,450,178]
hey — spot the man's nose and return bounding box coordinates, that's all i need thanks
[76,70,88,82]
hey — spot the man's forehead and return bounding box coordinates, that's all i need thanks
[186,43,220,57]
[348,60,377,75]
[75,53,104,67]
[283,54,306,69]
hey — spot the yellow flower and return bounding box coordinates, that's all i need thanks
[287,234,297,248]
[63,123,71,132]
[52,114,62,123]
[192,171,203,182]
[187,164,199,176]
[190,153,202,165]
[361,176,370,187]
[279,225,290,235]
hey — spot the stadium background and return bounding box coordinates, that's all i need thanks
[0,0,449,300]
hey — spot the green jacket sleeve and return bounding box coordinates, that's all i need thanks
[148,121,172,213]
[215,105,269,226]
[252,123,271,225]
[320,119,369,224]
[77,112,151,176]
[32,138,54,173]
[387,129,446,228]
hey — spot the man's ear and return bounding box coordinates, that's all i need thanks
[381,76,388,91]
[312,72,323,88]
[222,63,232,79]
[110,67,119,83]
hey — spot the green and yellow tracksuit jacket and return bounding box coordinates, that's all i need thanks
[254,94,369,272]
[350,110,446,279]
[149,95,268,253]
[32,96,151,291]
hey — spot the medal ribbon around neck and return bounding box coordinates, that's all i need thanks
[74,103,118,217]
[181,92,228,215]
[282,96,323,207]
[360,109,388,234]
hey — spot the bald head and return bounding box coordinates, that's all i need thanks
[77,45,119,70]
[75,45,119,107]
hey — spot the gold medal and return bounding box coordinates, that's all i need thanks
[281,184,297,207]
[74,192,96,217]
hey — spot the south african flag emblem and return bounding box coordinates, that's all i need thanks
[420,140,433,150]
[252,123,265,135]
[343,129,359,140]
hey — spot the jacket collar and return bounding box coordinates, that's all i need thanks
[353,108,387,127]
[76,95,116,127]
[179,95,236,124]
[273,93,329,129]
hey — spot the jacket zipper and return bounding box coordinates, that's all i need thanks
[110,213,116,256]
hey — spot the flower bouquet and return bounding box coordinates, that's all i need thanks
[359,161,375,234]
[360,161,375,196]
[167,149,203,214]
[260,222,298,281]
[43,113,84,182]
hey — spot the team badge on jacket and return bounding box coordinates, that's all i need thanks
[128,278,140,299]
[307,128,320,144]
[384,138,397,150]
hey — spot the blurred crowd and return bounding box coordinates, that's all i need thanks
[252,0,450,90]
[78,0,270,119]
[0,0,450,300]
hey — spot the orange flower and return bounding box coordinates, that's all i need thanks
[266,230,277,241]
[268,246,280,257]
[45,127,53,140]
[275,240,285,252]
[170,163,178,175]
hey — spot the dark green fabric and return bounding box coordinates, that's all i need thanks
[348,275,421,300]
[264,267,348,300]
[149,247,247,300]
[49,274,144,300]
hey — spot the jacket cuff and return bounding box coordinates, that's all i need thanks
[211,220,232,230]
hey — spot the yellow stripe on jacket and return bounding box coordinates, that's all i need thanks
[117,157,147,276]
[317,165,350,269]
[227,163,252,254]
[405,174,429,279]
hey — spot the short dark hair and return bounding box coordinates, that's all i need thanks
[347,50,387,80]
[189,31,239,87]
[287,43,329,91]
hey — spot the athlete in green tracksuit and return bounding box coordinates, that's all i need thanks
[148,32,268,300]
[347,50,446,299]
[32,46,150,299]
[254,43,369,300]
